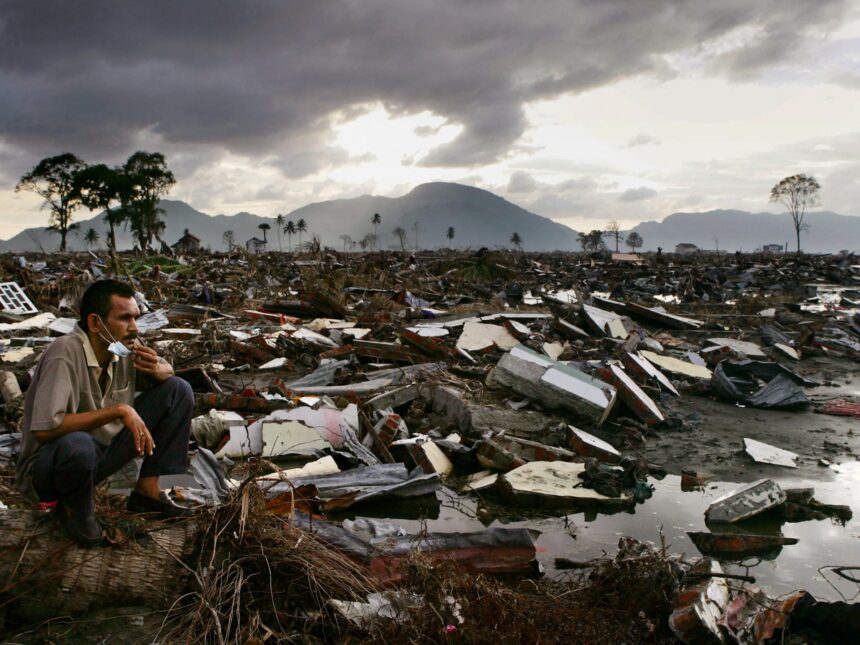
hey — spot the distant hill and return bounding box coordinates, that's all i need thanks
[0,182,581,253]
[2,187,857,254]
[628,210,860,254]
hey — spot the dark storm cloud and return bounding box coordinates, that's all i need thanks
[0,0,849,175]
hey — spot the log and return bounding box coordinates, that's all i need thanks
[0,509,198,618]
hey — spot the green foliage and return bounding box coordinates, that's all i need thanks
[578,229,606,253]
[16,152,87,251]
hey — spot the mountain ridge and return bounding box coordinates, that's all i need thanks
[0,184,857,253]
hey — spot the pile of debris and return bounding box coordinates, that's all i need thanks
[0,247,858,641]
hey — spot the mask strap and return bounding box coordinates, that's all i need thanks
[96,315,121,346]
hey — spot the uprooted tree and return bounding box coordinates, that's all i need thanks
[15,153,87,252]
[769,174,821,254]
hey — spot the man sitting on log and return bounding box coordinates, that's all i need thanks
[15,279,194,546]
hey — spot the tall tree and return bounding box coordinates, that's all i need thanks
[122,151,176,252]
[296,218,307,248]
[284,220,296,252]
[258,222,270,244]
[15,152,87,252]
[604,220,624,252]
[769,174,821,253]
[275,214,284,252]
[393,226,407,251]
[446,226,456,247]
[74,163,124,254]
[371,212,381,250]
[84,227,100,250]
[626,231,643,252]
[510,232,523,251]
[222,229,235,251]
[339,234,352,252]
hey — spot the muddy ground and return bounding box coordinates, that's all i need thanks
[640,355,859,483]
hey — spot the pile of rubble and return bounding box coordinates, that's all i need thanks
[0,248,858,642]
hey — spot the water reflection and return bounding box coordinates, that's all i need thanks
[342,461,860,602]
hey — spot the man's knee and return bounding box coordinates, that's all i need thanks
[165,376,194,408]
[52,432,99,472]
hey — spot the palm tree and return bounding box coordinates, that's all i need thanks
[510,232,523,251]
[284,220,296,252]
[275,214,284,252]
[359,235,371,251]
[296,218,307,249]
[393,226,407,251]
[84,227,100,250]
[222,230,235,251]
[258,222,271,244]
[339,234,352,252]
[447,226,455,247]
[371,213,381,250]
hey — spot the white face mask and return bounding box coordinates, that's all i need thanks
[107,340,132,358]
[96,316,133,357]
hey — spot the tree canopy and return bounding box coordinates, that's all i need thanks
[16,152,87,252]
[769,174,821,253]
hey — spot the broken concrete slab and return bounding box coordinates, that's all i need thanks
[499,461,633,509]
[456,321,520,352]
[261,420,333,457]
[411,441,454,478]
[422,384,557,439]
[705,479,786,523]
[639,350,712,380]
[625,302,704,330]
[492,344,617,425]
[743,438,798,468]
[705,337,767,358]
[566,426,621,463]
[596,363,664,426]
[621,351,680,396]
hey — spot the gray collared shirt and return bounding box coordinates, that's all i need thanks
[15,325,136,499]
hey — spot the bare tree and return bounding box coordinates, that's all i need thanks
[393,226,408,251]
[222,229,235,251]
[626,231,643,252]
[769,174,821,253]
[604,220,624,252]
[339,234,352,252]
[510,231,523,251]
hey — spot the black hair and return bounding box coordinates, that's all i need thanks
[78,279,136,331]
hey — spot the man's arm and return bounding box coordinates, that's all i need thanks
[33,404,154,455]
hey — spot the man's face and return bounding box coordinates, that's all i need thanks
[101,295,141,349]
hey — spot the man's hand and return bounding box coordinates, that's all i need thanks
[120,404,155,456]
[132,344,174,382]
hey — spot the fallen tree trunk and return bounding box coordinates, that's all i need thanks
[0,509,198,621]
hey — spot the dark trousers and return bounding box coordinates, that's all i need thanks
[32,377,193,516]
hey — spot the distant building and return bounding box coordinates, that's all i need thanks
[171,229,201,254]
[762,244,783,254]
[245,237,267,253]
[674,243,699,255]
[611,252,644,264]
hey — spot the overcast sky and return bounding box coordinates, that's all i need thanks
[1,1,859,239]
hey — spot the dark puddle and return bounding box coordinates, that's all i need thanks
[338,461,860,602]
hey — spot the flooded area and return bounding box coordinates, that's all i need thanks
[340,459,860,603]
